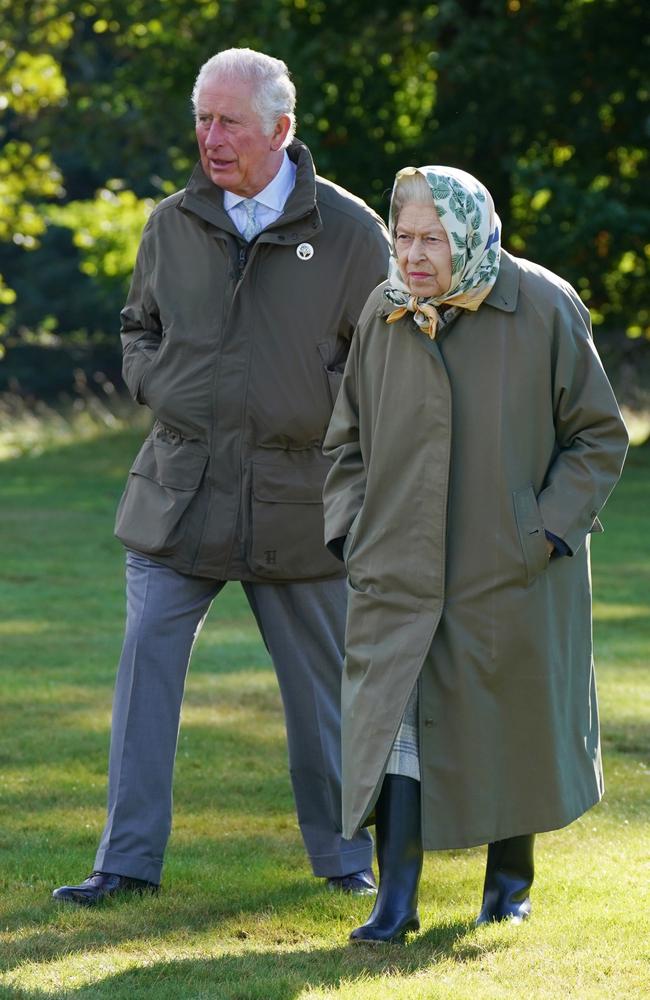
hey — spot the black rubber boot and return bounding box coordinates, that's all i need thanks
[350,774,423,944]
[475,834,535,925]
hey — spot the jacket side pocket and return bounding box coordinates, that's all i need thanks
[115,432,208,556]
[248,459,343,579]
[513,485,549,586]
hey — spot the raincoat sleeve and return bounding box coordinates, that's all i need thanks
[322,326,366,560]
[537,289,629,555]
[119,220,163,405]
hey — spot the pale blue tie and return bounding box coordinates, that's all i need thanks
[241,198,262,242]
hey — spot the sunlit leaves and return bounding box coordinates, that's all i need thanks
[1,52,68,116]
[48,186,154,283]
[0,142,63,243]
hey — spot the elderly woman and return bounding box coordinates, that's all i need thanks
[322,165,628,943]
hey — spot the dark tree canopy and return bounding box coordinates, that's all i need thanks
[1,0,648,392]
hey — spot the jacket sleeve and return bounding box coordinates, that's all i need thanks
[537,290,629,555]
[120,220,162,405]
[322,327,366,559]
[343,221,390,336]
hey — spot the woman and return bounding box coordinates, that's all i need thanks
[322,165,628,943]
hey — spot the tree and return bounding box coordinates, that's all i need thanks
[0,0,648,392]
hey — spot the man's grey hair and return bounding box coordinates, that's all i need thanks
[192,48,297,147]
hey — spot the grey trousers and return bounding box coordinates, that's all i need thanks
[94,550,373,884]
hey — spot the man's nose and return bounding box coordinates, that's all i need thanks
[205,120,224,146]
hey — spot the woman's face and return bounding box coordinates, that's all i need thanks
[394,202,452,298]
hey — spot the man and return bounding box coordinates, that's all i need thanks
[53,47,390,905]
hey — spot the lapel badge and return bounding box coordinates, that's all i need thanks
[296,242,314,260]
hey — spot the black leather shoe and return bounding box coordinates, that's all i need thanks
[52,871,159,906]
[326,868,377,895]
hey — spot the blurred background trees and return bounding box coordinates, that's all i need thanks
[1,0,648,400]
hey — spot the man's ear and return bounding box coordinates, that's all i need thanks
[270,114,291,151]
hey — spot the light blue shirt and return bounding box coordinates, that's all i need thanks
[223,151,297,237]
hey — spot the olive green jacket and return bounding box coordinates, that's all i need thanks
[115,140,390,580]
[323,251,629,848]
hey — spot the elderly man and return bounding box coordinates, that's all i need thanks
[53,48,390,905]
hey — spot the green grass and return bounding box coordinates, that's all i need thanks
[0,426,649,999]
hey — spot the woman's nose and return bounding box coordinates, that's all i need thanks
[408,238,426,262]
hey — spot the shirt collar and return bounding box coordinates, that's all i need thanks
[222,151,296,212]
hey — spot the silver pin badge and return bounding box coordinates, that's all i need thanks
[296,242,314,260]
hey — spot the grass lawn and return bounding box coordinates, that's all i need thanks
[0,425,648,999]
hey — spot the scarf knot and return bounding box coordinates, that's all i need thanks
[386,299,440,339]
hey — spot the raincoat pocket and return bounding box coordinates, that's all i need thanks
[513,484,549,586]
[115,432,208,555]
[342,508,362,564]
[247,460,343,579]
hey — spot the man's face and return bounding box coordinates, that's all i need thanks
[195,73,289,197]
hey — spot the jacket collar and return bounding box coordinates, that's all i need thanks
[178,140,321,243]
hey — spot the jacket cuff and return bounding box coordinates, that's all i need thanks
[326,536,346,562]
[545,529,571,557]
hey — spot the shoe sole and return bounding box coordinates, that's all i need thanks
[52,886,158,906]
[329,887,377,896]
[349,919,420,944]
[52,893,101,906]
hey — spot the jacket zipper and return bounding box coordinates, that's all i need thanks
[238,245,248,279]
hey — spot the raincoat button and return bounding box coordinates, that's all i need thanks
[424,718,434,727]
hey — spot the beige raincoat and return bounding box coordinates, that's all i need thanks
[323,250,628,849]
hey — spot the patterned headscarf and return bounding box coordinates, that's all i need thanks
[385,165,501,339]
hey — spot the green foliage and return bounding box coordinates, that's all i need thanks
[48,184,154,284]
[0,0,648,387]
[0,142,63,247]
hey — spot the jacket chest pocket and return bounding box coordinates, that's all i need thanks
[247,460,343,580]
[115,432,208,556]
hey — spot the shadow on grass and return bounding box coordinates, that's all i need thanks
[0,915,506,1000]
[602,720,650,759]
[0,838,491,978]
